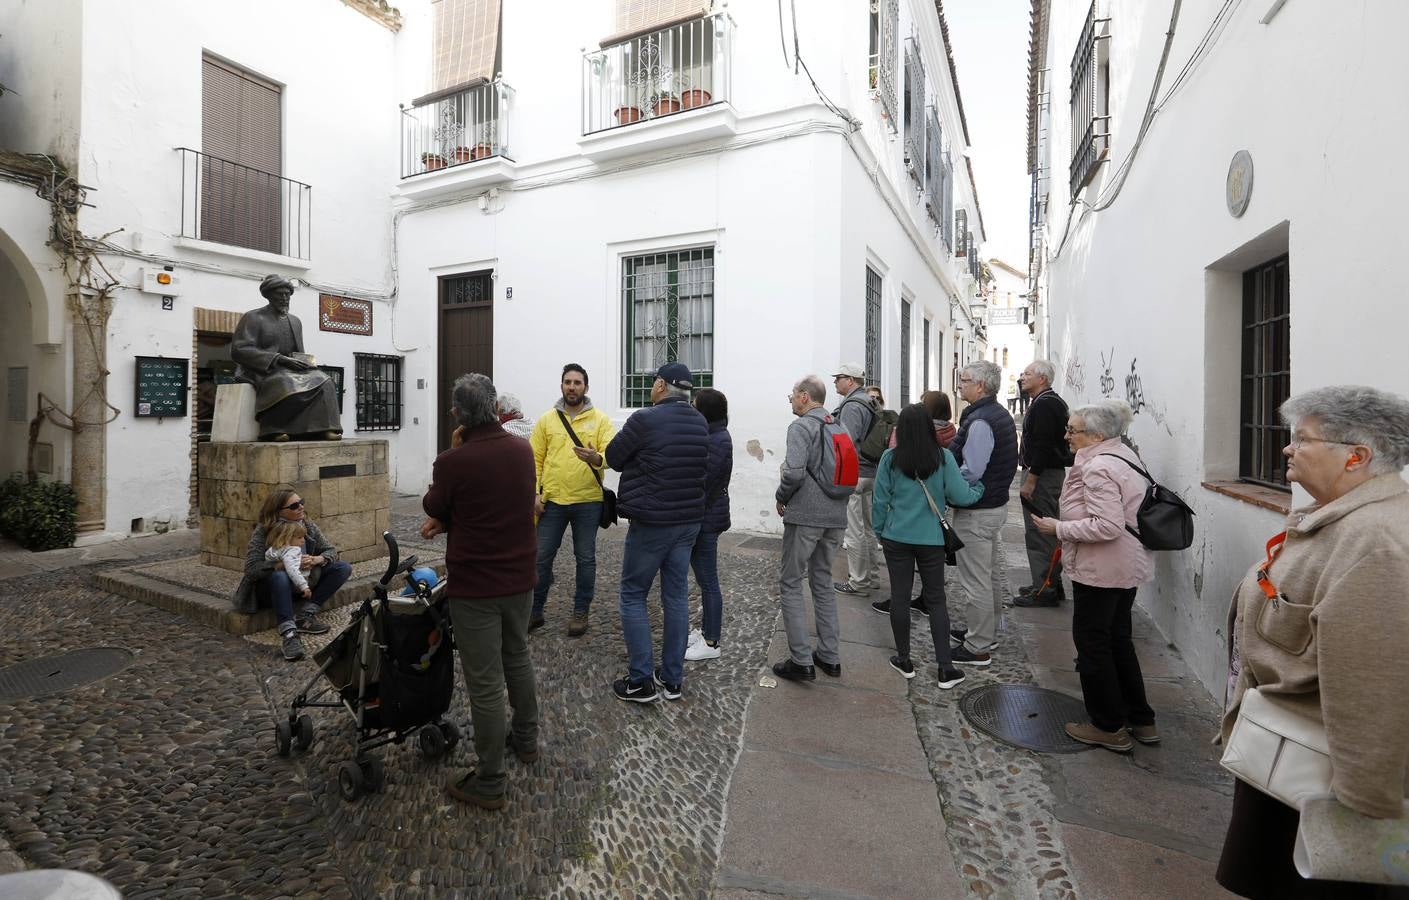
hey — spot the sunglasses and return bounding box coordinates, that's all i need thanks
[282,500,305,511]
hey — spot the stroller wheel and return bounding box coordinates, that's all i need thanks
[274,721,292,757]
[417,724,447,759]
[294,715,315,752]
[359,756,386,793]
[439,722,461,752]
[337,761,364,802]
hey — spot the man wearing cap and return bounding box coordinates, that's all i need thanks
[230,274,343,441]
[604,362,710,703]
[830,363,880,597]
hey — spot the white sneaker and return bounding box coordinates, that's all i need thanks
[687,629,704,647]
[685,640,721,661]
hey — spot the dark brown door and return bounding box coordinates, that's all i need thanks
[438,271,494,451]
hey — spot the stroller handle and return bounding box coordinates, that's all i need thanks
[380,532,400,585]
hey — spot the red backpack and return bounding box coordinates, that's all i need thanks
[811,414,859,498]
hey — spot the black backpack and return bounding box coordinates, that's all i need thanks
[1099,454,1195,551]
[840,396,896,463]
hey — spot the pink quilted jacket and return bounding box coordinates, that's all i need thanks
[1053,439,1154,589]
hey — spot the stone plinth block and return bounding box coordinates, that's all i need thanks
[211,383,259,443]
[197,438,391,572]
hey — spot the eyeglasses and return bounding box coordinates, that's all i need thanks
[1286,435,1353,450]
[1064,426,1087,435]
[282,500,305,511]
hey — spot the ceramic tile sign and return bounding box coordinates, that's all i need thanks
[134,356,189,418]
[319,294,373,336]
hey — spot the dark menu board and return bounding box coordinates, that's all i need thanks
[134,356,189,418]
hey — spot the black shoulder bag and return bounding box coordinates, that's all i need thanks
[557,410,618,529]
[1098,453,1195,551]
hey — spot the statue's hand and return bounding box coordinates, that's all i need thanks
[280,354,314,372]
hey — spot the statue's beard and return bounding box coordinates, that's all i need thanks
[271,301,290,315]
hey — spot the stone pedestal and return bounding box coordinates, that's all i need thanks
[211,383,259,442]
[197,439,390,572]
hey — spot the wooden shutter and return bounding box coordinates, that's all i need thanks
[431,0,503,93]
[609,0,710,43]
[201,56,282,254]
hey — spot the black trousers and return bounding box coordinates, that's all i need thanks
[1217,780,1409,899]
[880,539,953,670]
[1071,581,1154,732]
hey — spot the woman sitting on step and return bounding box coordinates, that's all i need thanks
[233,488,353,662]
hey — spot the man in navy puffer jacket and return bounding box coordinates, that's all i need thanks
[605,362,709,703]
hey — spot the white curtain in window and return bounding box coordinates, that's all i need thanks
[432,0,502,92]
[613,0,710,39]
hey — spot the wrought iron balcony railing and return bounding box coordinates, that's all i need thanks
[582,13,734,135]
[177,148,312,260]
[402,79,514,178]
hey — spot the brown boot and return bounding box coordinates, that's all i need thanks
[567,611,589,637]
[1064,722,1134,753]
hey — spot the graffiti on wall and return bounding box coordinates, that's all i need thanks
[1064,349,1087,395]
[1125,359,1146,414]
[1099,349,1116,397]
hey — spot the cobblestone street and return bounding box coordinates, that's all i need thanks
[1,489,1235,898]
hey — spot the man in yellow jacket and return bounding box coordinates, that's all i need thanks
[528,363,617,636]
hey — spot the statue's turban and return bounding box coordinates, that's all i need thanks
[260,274,296,299]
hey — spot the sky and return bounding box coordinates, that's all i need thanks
[941,0,1032,272]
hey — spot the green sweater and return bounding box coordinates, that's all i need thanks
[871,448,984,545]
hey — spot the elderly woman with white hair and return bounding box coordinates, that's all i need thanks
[496,392,534,440]
[1031,398,1157,753]
[1214,386,1409,899]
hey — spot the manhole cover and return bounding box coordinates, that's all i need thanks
[959,684,1091,753]
[738,536,784,552]
[0,648,134,702]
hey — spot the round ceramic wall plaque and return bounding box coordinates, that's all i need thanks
[1227,150,1253,218]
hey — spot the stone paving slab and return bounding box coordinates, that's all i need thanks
[1058,822,1237,900]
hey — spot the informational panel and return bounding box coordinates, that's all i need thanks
[134,356,189,418]
[988,308,1026,327]
[319,294,373,336]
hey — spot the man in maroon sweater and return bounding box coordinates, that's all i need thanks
[421,373,539,810]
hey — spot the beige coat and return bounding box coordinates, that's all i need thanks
[1220,472,1409,818]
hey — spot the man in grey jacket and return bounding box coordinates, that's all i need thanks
[831,363,880,598]
[772,375,853,682]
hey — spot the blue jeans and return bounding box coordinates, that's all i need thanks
[267,555,353,629]
[619,521,701,685]
[533,501,602,615]
[690,529,723,643]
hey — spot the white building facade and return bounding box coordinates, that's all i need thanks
[1026,0,1409,697]
[0,0,991,542]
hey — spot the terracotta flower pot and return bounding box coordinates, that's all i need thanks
[450,146,474,164]
[652,97,683,117]
[469,143,494,160]
[614,106,643,125]
[421,154,447,171]
[680,88,712,110]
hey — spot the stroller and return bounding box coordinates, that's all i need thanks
[273,532,461,802]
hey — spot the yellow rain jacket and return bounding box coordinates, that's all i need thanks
[530,399,617,505]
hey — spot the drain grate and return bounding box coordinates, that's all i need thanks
[0,648,135,702]
[959,684,1091,753]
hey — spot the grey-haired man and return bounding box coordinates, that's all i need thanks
[830,362,880,597]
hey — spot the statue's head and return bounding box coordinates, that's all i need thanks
[259,274,295,313]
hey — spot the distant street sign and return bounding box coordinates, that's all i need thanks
[988,308,1025,327]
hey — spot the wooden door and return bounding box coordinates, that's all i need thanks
[438,271,494,451]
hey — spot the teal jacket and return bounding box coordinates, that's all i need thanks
[872,448,984,545]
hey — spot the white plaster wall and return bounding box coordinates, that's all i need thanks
[1039,0,1409,697]
[0,0,83,167]
[72,0,406,536]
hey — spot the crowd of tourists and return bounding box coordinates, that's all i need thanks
[240,356,1409,896]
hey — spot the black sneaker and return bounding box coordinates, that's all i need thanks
[937,667,966,690]
[889,655,916,679]
[281,632,305,661]
[951,645,992,667]
[613,677,659,703]
[870,599,892,616]
[294,612,330,635]
[833,582,866,597]
[652,669,682,701]
[909,596,929,616]
[1013,590,1062,608]
[950,627,967,644]
[528,613,546,633]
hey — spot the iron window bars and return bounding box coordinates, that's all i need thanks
[402,79,514,178]
[177,148,311,260]
[904,39,926,186]
[877,0,900,130]
[354,353,403,431]
[865,265,883,384]
[900,299,912,407]
[924,106,943,225]
[1069,1,1110,195]
[1239,256,1291,489]
[622,247,715,407]
[955,209,969,257]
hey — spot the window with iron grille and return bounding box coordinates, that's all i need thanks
[865,266,882,384]
[622,247,714,407]
[904,39,926,185]
[968,233,980,280]
[1240,256,1291,489]
[924,107,942,224]
[900,299,912,407]
[877,0,899,131]
[941,150,954,252]
[354,353,403,431]
[922,317,931,391]
[955,209,968,257]
[1069,2,1109,195]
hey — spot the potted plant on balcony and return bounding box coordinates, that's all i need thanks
[652,92,682,117]
[421,151,447,171]
[450,146,475,164]
[680,88,712,109]
[614,105,643,125]
[469,143,495,160]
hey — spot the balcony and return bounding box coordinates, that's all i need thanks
[579,13,736,161]
[398,79,516,199]
[177,148,312,263]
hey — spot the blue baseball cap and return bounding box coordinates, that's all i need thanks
[655,362,694,390]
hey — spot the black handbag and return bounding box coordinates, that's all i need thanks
[556,410,617,529]
[916,476,965,565]
[1098,453,1195,551]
